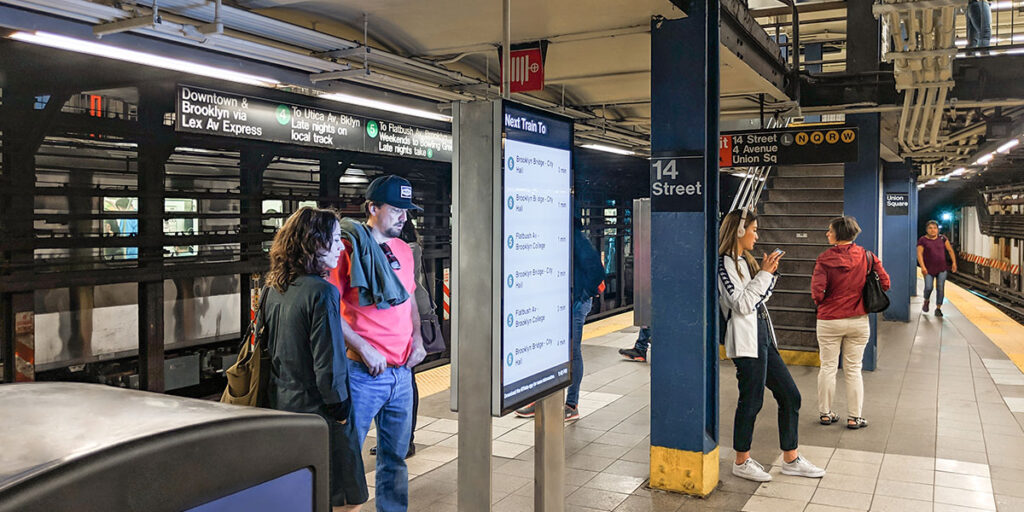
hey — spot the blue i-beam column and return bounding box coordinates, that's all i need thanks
[909,179,920,296]
[843,113,881,371]
[648,7,720,496]
[882,161,914,322]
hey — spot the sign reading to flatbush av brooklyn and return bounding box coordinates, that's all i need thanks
[174,85,452,162]
[719,126,859,168]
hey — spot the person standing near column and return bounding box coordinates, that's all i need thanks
[516,215,605,421]
[263,207,368,511]
[812,216,891,430]
[917,220,957,317]
[966,0,993,49]
[719,208,826,482]
[328,175,427,511]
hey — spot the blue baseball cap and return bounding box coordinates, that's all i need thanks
[365,175,422,211]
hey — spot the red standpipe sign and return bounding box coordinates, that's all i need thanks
[501,47,545,93]
[719,134,733,168]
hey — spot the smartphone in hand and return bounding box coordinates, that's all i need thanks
[772,248,786,257]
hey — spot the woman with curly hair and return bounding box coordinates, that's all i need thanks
[263,207,367,511]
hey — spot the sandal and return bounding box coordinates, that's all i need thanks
[847,417,869,429]
[820,412,839,425]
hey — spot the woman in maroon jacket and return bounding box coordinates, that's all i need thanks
[811,216,890,430]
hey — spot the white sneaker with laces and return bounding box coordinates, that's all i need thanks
[781,456,826,478]
[732,458,772,482]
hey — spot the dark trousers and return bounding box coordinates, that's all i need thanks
[732,314,801,453]
[410,372,419,444]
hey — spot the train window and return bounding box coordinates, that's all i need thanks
[262,200,284,230]
[164,198,198,257]
[102,197,138,261]
[298,201,317,209]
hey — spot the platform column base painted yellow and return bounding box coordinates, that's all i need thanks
[719,345,821,367]
[650,445,719,496]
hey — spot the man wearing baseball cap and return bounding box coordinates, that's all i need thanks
[328,174,425,511]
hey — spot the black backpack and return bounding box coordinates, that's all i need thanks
[574,230,606,299]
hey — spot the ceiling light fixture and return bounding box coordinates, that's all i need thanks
[579,143,635,156]
[9,31,280,87]
[319,92,451,122]
[997,138,1019,153]
[974,152,995,165]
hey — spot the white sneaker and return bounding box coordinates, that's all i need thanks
[732,458,772,482]
[781,456,826,478]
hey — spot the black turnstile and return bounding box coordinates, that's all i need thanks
[0,383,330,512]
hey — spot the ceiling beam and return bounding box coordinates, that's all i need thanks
[751,1,848,19]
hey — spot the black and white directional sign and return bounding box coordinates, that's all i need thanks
[650,154,704,212]
[885,193,909,215]
[174,85,452,162]
[499,101,573,415]
[719,126,859,168]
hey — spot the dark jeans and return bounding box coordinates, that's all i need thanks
[634,326,651,353]
[732,313,801,453]
[410,372,419,445]
[566,297,593,407]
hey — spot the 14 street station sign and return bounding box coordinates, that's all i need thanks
[719,126,859,168]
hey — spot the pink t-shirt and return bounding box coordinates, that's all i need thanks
[328,238,416,366]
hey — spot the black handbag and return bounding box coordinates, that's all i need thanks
[420,313,446,354]
[862,251,890,313]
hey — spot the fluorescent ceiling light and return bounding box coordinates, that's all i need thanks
[925,179,938,185]
[950,167,967,176]
[975,152,995,165]
[9,31,279,87]
[579,143,635,156]
[997,139,1019,153]
[320,92,451,122]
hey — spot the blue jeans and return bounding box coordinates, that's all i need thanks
[566,297,593,407]
[347,361,413,512]
[923,271,948,306]
[634,327,651,353]
[967,0,992,48]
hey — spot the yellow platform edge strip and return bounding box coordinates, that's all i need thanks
[582,311,635,341]
[650,445,719,496]
[944,279,1024,374]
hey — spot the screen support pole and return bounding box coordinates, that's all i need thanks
[452,100,499,511]
[534,390,565,512]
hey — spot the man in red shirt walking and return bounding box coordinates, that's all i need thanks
[328,175,427,511]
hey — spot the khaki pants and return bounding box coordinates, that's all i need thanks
[816,315,870,418]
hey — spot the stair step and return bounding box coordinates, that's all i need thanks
[776,274,811,290]
[759,215,839,229]
[764,202,845,215]
[757,229,828,245]
[774,328,819,350]
[769,309,817,329]
[775,164,844,178]
[758,243,830,259]
[770,290,817,309]
[771,176,844,189]
[768,189,845,203]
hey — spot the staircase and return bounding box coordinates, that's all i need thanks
[756,164,845,351]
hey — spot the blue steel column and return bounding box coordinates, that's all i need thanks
[882,162,914,322]
[843,113,881,371]
[910,180,920,296]
[648,6,720,496]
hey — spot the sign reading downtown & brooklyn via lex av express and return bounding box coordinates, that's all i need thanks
[175,85,452,162]
[719,126,859,168]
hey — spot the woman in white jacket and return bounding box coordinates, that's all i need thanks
[719,208,825,482]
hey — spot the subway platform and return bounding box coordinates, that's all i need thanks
[361,277,1024,511]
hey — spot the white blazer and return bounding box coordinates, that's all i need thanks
[718,254,778,359]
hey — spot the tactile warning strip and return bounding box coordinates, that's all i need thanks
[945,278,1024,373]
